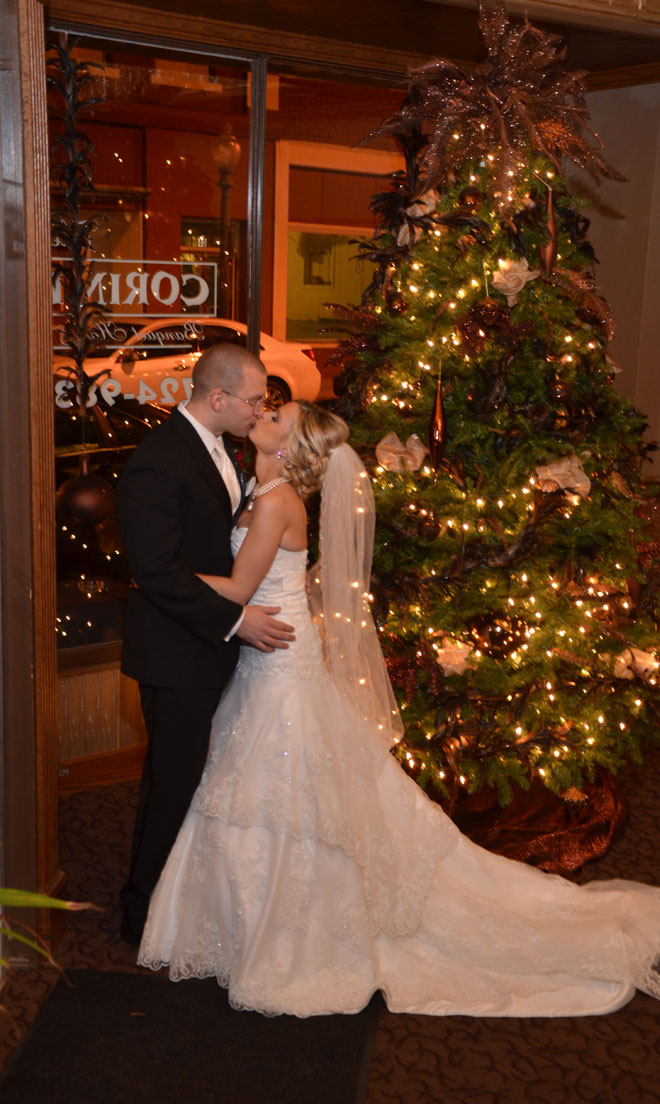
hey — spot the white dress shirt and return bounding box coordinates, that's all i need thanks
[177,401,244,639]
[178,400,241,513]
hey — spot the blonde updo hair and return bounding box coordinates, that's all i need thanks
[281,402,349,497]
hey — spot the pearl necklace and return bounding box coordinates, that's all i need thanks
[246,476,289,512]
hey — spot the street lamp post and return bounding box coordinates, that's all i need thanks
[210,123,241,318]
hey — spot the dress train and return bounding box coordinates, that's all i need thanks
[138,535,660,1017]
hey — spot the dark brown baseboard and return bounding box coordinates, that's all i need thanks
[58,744,146,795]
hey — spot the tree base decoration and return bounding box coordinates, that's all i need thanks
[436,770,628,875]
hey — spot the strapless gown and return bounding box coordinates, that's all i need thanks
[138,530,660,1017]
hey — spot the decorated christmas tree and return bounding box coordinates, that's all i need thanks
[332,4,660,866]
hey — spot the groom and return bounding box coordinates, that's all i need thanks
[117,343,295,945]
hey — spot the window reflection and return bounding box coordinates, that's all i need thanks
[50,43,404,658]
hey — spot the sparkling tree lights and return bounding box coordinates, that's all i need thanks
[333,5,660,837]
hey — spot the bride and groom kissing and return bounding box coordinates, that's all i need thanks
[118,342,660,1018]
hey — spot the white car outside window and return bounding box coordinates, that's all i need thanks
[54,317,321,410]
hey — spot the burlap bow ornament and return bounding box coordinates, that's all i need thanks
[375,432,428,473]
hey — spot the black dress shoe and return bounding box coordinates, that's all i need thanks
[120,912,143,947]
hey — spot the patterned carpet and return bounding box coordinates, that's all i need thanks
[2,750,660,1102]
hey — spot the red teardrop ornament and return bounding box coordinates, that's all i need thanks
[539,187,557,275]
[428,378,446,468]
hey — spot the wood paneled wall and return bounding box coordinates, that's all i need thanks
[58,666,145,761]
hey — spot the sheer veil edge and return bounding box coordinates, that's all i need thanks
[309,443,403,748]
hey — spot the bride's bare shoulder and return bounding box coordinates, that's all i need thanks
[252,481,305,523]
[276,481,307,523]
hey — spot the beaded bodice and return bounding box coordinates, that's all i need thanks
[231,527,323,679]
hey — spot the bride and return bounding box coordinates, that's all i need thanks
[138,401,660,1018]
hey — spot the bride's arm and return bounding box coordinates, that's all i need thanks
[197,494,288,605]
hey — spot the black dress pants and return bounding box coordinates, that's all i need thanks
[120,683,224,942]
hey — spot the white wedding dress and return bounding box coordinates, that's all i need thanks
[138,529,660,1017]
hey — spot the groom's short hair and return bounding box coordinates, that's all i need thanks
[192,343,265,397]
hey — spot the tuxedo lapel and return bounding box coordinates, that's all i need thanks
[169,410,233,520]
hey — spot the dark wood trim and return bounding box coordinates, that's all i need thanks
[585,61,660,91]
[0,0,34,953]
[45,0,426,77]
[21,0,62,932]
[46,0,660,92]
[58,743,146,794]
[39,867,69,950]
[0,0,61,957]
[246,55,266,352]
[57,640,123,674]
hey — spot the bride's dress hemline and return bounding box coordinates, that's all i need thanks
[138,803,653,1019]
[137,537,660,1019]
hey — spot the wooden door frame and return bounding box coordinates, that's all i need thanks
[1,0,62,957]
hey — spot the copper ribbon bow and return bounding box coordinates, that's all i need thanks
[375,432,428,473]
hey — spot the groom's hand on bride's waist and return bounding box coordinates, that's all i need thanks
[237,605,295,651]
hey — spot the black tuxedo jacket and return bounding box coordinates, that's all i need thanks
[118,409,245,688]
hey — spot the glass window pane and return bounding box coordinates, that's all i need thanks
[199,324,247,348]
[262,70,405,392]
[49,37,253,651]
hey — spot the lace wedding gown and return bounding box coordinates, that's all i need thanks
[138,531,660,1017]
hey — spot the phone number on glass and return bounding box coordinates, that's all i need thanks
[54,377,192,409]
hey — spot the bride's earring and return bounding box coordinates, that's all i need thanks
[277,449,286,460]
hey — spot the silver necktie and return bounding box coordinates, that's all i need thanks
[212,442,241,514]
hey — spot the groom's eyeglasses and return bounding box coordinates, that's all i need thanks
[220,390,266,412]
